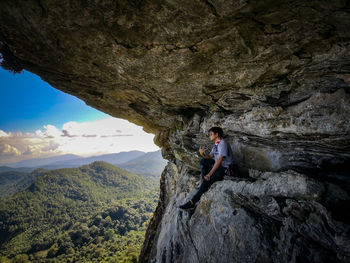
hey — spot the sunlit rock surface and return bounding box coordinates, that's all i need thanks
[0,0,349,262]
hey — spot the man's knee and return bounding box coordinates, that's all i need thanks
[200,158,207,169]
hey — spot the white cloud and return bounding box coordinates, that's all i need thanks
[0,144,22,157]
[44,124,62,138]
[0,117,160,164]
[61,119,135,138]
[34,124,62,138]
[0,130,10,137]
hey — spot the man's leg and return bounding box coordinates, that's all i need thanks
[191,165,225,204]
[200,158,215,178]
[196,158,215,188]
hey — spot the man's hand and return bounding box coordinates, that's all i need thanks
[199,146,214,159]
[204,173,211,181]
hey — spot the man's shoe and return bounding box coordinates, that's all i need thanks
[179,200,195,210]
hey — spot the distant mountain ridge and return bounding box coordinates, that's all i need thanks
[0,150,166,198]
[1,154,81,168]
[118,150,168,177]
[1,151,146,169]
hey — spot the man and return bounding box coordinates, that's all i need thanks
[179,126,234,210]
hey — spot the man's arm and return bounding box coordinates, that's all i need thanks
[206,141,228,179]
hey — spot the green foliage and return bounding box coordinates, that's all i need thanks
[0,161,159,262]
[0,170,45,199]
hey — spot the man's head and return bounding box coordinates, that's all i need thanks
[208,127,223,141]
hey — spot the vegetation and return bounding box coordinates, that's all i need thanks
[0,161,159,262]
[0,169,46,199]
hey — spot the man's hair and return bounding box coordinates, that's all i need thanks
[208,127,223,138]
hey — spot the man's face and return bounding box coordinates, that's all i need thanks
[209,131,219,141]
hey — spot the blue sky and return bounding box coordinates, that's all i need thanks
[0,68,158,163]
[0,68,110,133]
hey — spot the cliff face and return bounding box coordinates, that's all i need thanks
[1,0,349,262]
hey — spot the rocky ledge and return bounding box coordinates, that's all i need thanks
[0,0,349,262]
[143,163,349,262]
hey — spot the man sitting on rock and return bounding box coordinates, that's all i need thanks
[179,126,234,210]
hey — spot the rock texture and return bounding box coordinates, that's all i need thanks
[147,163,350,263]
[1,0,349,262]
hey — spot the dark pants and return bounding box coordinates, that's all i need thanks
[191,158,226,204]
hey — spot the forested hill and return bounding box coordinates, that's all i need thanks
[0,161,159,262]
[0,169,47,198]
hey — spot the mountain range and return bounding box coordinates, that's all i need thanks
[0,150,167,175]
[0,150,167,199]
